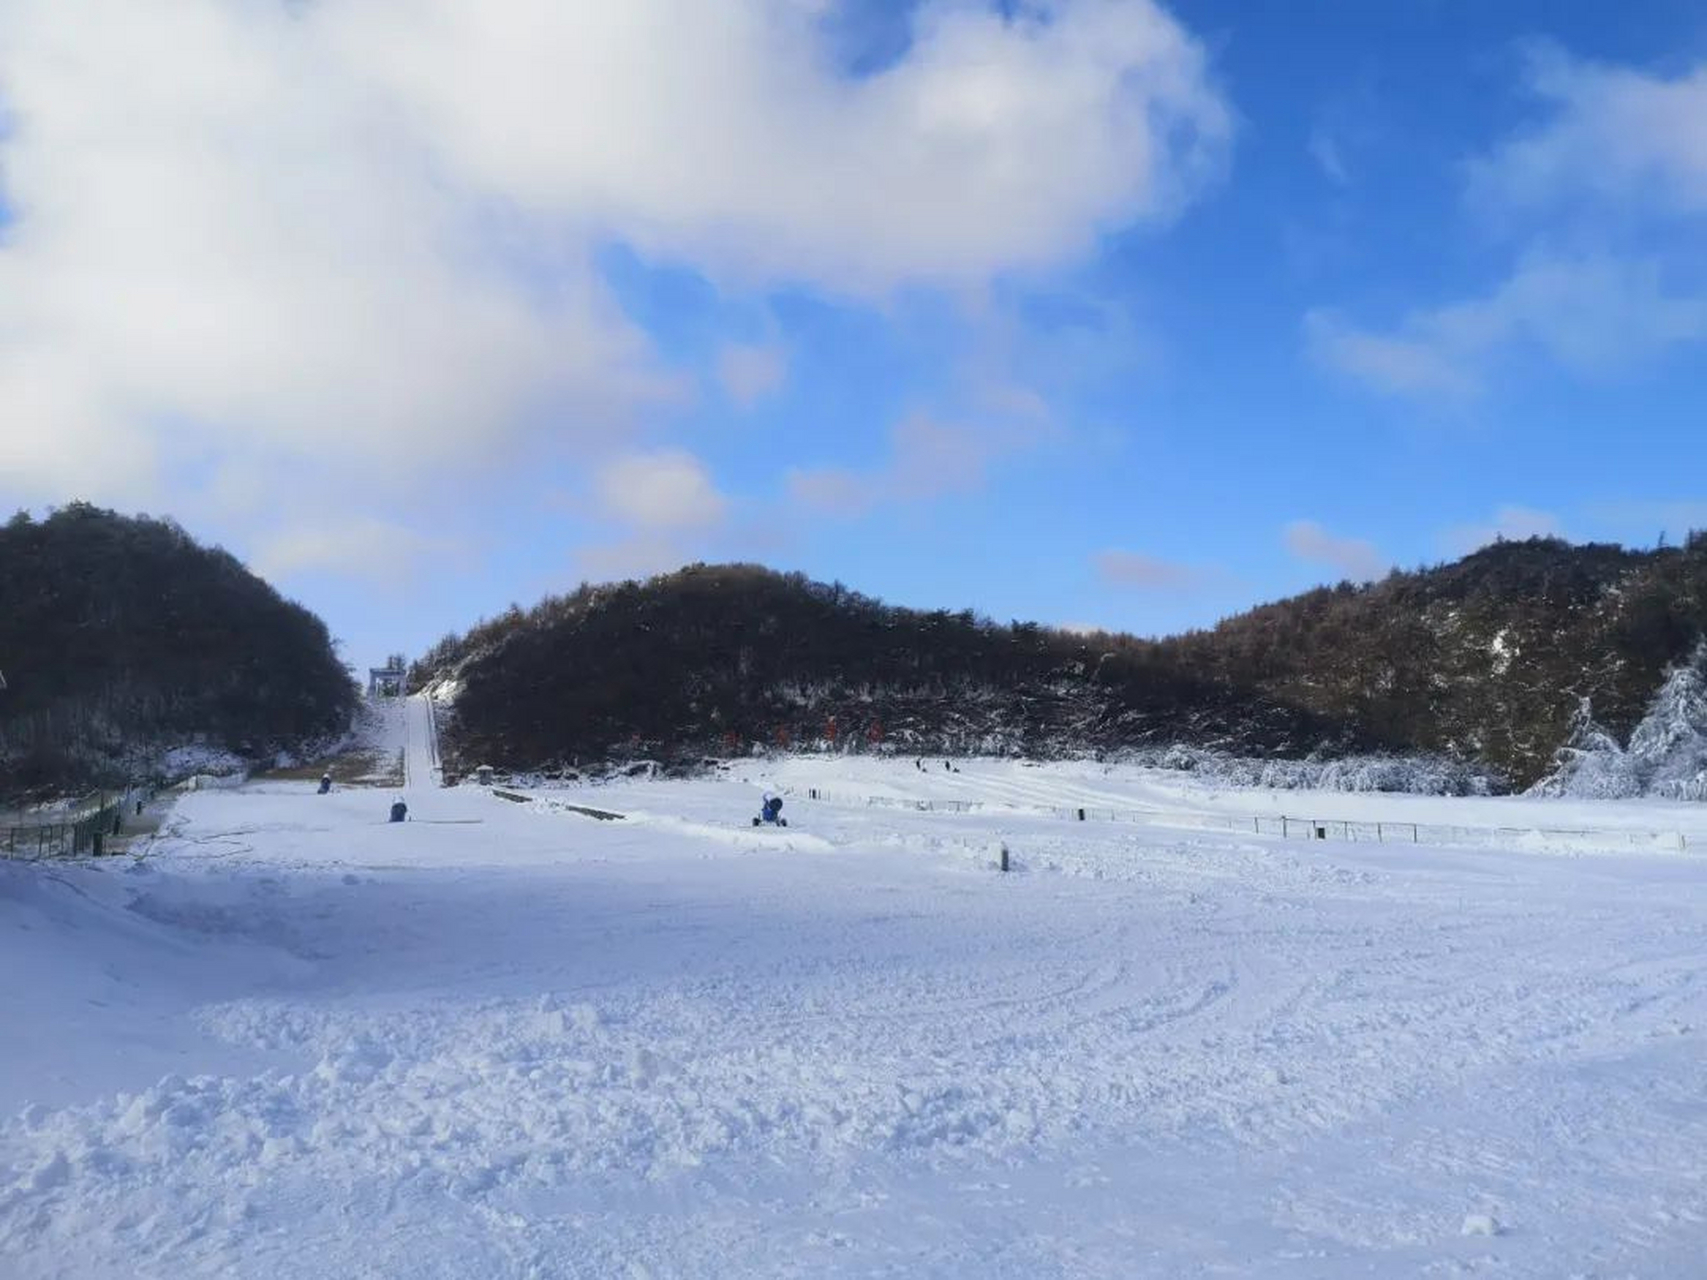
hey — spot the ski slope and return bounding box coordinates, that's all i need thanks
[4,698,1707,1277]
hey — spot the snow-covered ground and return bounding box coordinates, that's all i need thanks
[742,752,1707,843]
[5,698,1707,1277]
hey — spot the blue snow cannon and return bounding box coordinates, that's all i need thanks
[753,795,786,827]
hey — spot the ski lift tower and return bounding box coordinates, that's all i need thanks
[368,654,406,698]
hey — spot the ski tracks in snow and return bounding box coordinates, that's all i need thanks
[5,775,1707,1274]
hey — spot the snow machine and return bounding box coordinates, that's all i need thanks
[753,795,787,828]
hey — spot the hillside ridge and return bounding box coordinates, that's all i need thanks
[411,534,1707,790]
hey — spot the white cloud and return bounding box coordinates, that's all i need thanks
[573,538,691,585]
[250,516,455,585]
[717,343,788,408]
[788,410,1033,516]
[1094,549,1200,590]
[885,413,1003,500]
[0,0,1228,570]
[971,380,1054,424]
[595,450,728,531]
[1305,310,1475,397]
[335,0,1231,293]
[0,0,663,510]
[0,353,161,502]
[1312,50,1707,400]
[1441,505,1565,556]
[1309,256,1707,397]
[1283,519,1385,583]
[1304,79,1381,191]
[1469,49,1707,215]
[1308,128,1350,185]
[787,468,880,518]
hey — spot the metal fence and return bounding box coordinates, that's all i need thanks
[1,786,157,861]
[790,785,1690,855]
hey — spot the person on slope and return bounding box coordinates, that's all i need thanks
[318,772,332,795]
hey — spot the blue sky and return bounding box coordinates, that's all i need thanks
[2,0,1706,670]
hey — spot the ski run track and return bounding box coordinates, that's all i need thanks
[5,696,1707,1278]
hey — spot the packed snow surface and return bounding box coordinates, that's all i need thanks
[5,697,1707,1277]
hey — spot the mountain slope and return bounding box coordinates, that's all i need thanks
[0,504,358,798]
[1173,534,1707,784]
[411,536,1707,790]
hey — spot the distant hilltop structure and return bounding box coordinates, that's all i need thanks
[368,654,406,698]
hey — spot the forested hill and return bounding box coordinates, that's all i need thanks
[0,504,357,798]
[412,564,1352,773]
[1170,534,1707,785]
[413,535,1707,789]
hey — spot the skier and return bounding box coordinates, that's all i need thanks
[317,772,332,795]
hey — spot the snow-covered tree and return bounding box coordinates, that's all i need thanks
[1628,641,1707,800]
[1528,697,1643,799]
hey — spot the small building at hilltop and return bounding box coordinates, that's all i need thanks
[368,654,407,697]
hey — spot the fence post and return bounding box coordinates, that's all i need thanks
[999,842,1009,872]
[1077,808,1085,821]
